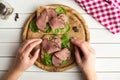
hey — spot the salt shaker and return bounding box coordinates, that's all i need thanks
[0,0,14,19]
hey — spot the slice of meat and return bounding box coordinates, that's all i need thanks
[47,8,57,20]
[36,10,48,32]
[58,14,67,23]
[49,14,67,29]
[52,55,62,67]
[36,8,57,32]
[42,39,61,54]
[52,36,62,48]
[54,48,71,61]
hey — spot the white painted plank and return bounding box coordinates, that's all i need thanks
[0,13,104,29]
[0,29,21,42]
[0,43,20,56]
[0,29,120,43]
[90,29,120,43]
[6,0,85,13]
[0,58,120,72]
[0,43,120,57]
[0,72,120,80]
[0,14,30,29]
[0,72,84,80]
[13,72,120,80]
[92,44,120,57]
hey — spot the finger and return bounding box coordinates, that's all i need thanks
[31,49,40,63]
[86,42,95,53]
[71,38,89,56]
[23,39,42,55]
[71,37,84,47]
[75,47,82,64]
[19,39,41,53]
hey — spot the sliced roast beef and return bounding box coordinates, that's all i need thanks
[54,48,71,61]
[58,14,67,23]
[42,39,61,54]
[36,10,48,32]
[52,55,62,67]
[47,8,57,20]
[49,14,67,29]
[36,8,57,32]
[52,36,62,48]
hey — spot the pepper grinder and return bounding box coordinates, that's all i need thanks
[0,0,14,19]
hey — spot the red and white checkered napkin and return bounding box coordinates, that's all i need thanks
[75,0,120,34]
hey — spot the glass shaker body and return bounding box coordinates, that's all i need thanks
[0,0,14,19]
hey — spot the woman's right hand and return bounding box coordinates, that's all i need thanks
[2,39,42,80]
[71,38,97,80]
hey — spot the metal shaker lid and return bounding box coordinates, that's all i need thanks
[0,2,6,14]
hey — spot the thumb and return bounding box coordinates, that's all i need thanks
[31,49,40,63]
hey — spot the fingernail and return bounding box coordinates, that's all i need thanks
[37,49,40,52]
[38,39,42,42]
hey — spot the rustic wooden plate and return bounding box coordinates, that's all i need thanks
[22,4,90,72]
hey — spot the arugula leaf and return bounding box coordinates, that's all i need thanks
[52,23,70,35]
[52,28,61,35]
[56,6,67,14]
[63,22,70,32]
[44,53,52,66]
[61,60,67,65]
[29,19,39,32]
[45,24,52,33]
[61,34,70,49]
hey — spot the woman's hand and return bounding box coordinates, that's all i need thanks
[2,39,42,80]
[71,38,97,80]
[13,39,42,72]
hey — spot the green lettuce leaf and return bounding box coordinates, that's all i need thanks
[29,19,39,32]
[44,53,52,66]
[61,34,70,49]
[45,24,52,33]
[63,22,70,32]
[61,60,67,65]
[56,6,67,14]
[52,28,61,35]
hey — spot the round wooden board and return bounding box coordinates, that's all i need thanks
[22,4,90,72]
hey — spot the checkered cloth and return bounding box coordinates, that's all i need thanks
[75,0,120,34]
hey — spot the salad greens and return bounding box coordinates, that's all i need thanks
[61,33,70,49]
[56,6,67,14]
[44,53,52,66]
[52,23,70,35]
[29,19,39,32]
[61,60,67,65]
[30,6,68,33]
[45,23,52,33]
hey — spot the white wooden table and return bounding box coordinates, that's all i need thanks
[0,0,120,80]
